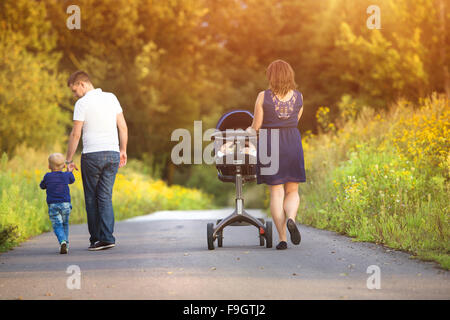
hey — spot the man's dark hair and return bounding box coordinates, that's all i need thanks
[67,70,91,86]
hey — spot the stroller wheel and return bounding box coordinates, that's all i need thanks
[218,231,223,247]
[265,221,273,248]
[207,223,215,250]
[259,234,264,246]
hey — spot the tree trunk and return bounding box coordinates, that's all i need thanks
[164,160,175,186]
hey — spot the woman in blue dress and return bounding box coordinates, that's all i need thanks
[247,60,306,250]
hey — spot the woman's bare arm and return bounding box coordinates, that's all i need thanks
[249,91,265,132]
[298,93,304,121]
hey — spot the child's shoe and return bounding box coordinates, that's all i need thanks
[60,241,68,254]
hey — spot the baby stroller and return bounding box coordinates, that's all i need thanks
[207,110,273,250]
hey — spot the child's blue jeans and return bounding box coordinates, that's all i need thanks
[48,202,71,244]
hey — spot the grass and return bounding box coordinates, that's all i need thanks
[297,93,449,269]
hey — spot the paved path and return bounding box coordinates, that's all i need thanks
[0,209,448,300]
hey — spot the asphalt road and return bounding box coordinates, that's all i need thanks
[0,209,448,300]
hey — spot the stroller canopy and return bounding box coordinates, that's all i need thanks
[216,110,253,131]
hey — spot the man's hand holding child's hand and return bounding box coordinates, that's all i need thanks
[67,162,78,172]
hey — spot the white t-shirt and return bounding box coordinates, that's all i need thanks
[73,88,123,154]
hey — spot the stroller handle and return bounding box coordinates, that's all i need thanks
[211,129,257,141]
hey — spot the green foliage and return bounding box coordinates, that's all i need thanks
[315,106,336,134]
[0,0,70,155]
[45,0,227,180]
[2,0,448,182]
[336,22,427,108]
[299,94,450,269]
[177,164,232,207]
[337,95,366,123]
[0,168,51,251]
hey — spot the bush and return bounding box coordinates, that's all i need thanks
[298,93,449,269]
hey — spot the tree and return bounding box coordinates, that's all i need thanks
[0,0,70,155]
[335,22,427,108]
[46,0,227,182]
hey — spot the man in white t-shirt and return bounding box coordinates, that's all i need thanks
[65,71,128,251]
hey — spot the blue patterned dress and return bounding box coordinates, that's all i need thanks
[256,89,306,185]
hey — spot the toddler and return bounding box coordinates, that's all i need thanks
[39,153,75,254]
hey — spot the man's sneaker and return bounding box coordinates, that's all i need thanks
[60,241,68,254]
[88,241,115,251]
[287,218,301,245]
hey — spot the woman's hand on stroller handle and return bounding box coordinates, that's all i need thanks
[246,126,257,136]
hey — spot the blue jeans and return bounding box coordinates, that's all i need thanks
[81,151,120,244]
[48,202,71,244]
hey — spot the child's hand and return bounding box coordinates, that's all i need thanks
[67,163,78,172]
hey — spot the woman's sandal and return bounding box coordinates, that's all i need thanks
[287,218,301,245]
[276,241,288,250]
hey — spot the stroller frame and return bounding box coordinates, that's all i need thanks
[207,113,273,250]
